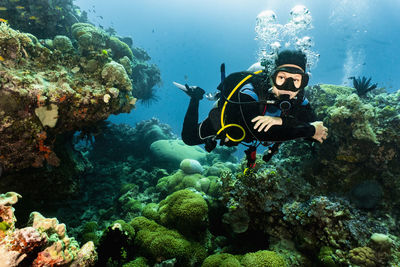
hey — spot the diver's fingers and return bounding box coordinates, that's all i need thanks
[251,116,262,123]
[252,116,263,129]
[172,81,188,92]
[264,122,273,132]
[259,121,272,132]
[258,122,267,132]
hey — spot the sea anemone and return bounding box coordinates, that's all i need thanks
[349,76,378,97]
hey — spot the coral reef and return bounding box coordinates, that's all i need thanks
[0,0,87,39]
[158,189,209,238]
[130,216,207,266]
[216,84,400,265]
[0,192,97,267]
[156,170,222,198]
[0,23,138,171]
[201,250,286,267]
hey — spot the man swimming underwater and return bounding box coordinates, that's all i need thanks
[175,50,328,165]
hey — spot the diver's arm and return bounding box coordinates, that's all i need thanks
[281,102,317,126]
[182,98,218,146]
[182,97,203,145]
[240,94,316,141]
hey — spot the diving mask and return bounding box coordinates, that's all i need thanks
[271,66,309,92]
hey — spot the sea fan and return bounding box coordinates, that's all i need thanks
[349,76,378,97]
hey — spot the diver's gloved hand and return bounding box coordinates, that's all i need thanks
[205,92,220,101]
[173,81,205,100]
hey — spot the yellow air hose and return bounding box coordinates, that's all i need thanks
[218,70,263,142]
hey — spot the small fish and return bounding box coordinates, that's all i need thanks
[0,7,7,11]
[55,6,62,11]
[29,16,38,20]
[0,55,5,61]
[0,18,8,23]
[16,6,25,9]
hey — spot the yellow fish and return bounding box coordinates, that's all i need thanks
[0,55,5,61]
[0,18,8,23]
[55,6,62,11]
[0,7,7,11]
[16,6,25,9]
[29,16,38,20]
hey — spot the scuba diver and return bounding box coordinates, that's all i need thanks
[175,50,328,168]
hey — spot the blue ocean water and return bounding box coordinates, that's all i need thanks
[75,0,400,135]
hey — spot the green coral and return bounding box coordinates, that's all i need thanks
[158,189,208,237]
[101,61,132,91]
[130,216,207,265]
[156,170,218,196]
[113,219,136,238]
[71,23,108,51]
[123,257,150,267]
[141,203,160,222]
[318,246,339,267]
[241,250,286,267]
[53,35,74,53]
[0,221,11,231]
[81,221,99,245]
[201,253,242,267]
[107,36,134,60]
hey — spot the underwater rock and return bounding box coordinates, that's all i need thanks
[180,158,204,174]
[350,180,383,209]
[370,233,393,250]
[150,139,207,169]
[96,220,135,265]
[222,207,250,234]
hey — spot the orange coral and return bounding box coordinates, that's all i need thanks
[59,95,67,103]
[36,94,45,107]
[37,131,51,159]
[32,251,63,267]
[73,107,89,120]
[10,227,46,254]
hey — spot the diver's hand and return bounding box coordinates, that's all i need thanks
[251,116,283,132]
[310,121,328,143]
[173,81,205,100]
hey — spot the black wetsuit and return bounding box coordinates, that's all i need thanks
[181,71,317,148]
